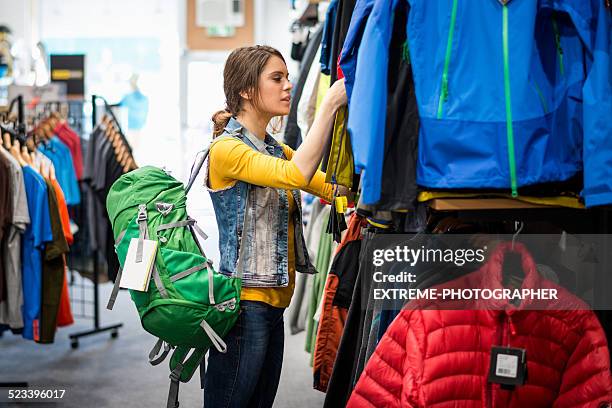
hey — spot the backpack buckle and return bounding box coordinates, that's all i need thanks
[137,204,148,221]
[156,202,174,217]
[169,371,181,382]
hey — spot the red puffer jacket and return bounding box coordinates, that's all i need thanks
[348,243,612,408]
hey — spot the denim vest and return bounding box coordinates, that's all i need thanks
[204,117,316,287]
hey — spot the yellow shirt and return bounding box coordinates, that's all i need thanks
[208,137,334,308]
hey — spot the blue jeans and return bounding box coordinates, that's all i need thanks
[204,300,285,408]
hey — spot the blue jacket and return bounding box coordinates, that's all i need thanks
[339,0,375,100]
[320,0,339,75]
[348,0,611,207]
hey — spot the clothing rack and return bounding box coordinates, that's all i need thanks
[0,95,25,142]
[67,95,123,349]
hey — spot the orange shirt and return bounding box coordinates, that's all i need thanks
[49,179,74,327]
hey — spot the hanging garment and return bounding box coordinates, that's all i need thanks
[338,0,375,101]
[377,0,418,210]
[49,178,73,328]
[418,190,584,209]
[290,199,325,334]
[285,24,324,150]
[313,213,365,392]
[83,124,125,281]
[0,152,13,303]
[21,166,53,340]
[37,178,69,343]
[321,0,359,173]
[305,207,335,359]
[324,106,354,188]
[0,148,29,329]
[38,136,80,206]
[55,265,74,327]
[297,62,321,144]
[329,0,357,84]
[54,121,84,180]
[350,0,611,206]
[323,230,372,408]
[320,0,340,75]
[49,179,73,244]
[347,242,612,408]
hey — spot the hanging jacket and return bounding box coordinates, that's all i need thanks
[339,0,375,100]
[313,213,366,392]
[347,242,612,408]
[285,24,324,150]
[349,0,611,206]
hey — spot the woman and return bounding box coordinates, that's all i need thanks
[203,45,347,407]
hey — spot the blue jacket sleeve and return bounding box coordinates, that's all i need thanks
[347,0,397,205]
[580,1,612,207]
[339,0,376,101]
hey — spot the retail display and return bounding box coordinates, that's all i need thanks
[0,99,79,342]
[285,1,612,407]
[1,1,610,406]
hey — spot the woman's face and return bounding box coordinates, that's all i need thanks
[255,55,292,116]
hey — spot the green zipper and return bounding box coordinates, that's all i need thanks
[437,0,458,119]
[551,14,565,76]
[532,80,548,113]
[402,40,411,63]
[503,4,518,197]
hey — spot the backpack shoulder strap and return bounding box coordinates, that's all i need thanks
[185,134,236,194]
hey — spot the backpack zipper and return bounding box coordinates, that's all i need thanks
[551,14,565,76]
[436,0,459,119]
[502,3,518,197]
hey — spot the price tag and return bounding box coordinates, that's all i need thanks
[488,346,527,388]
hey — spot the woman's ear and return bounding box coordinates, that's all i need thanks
[240,89,251,100]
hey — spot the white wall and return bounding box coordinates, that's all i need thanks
[255,0,299,76]
[0,0,35,82]
[38,0,178,39]
[0,0,31,39]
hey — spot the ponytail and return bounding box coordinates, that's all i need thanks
[212,109,232,137]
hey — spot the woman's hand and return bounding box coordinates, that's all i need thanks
[334,184,357,204]
[335,184,349,197]
[292,79,348,183]
[322,79,348,111]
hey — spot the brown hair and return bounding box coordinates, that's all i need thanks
[212,45,286,137]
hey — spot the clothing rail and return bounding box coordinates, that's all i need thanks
[68,95,123,349]
[93,94,132,154]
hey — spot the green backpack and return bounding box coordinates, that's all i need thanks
[105,160,241,408]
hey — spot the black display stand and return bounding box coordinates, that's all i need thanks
[68,95,124,349]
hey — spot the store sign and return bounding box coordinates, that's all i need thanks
[50,54,85,97]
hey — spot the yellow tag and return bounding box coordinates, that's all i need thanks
[335,196,348,213]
